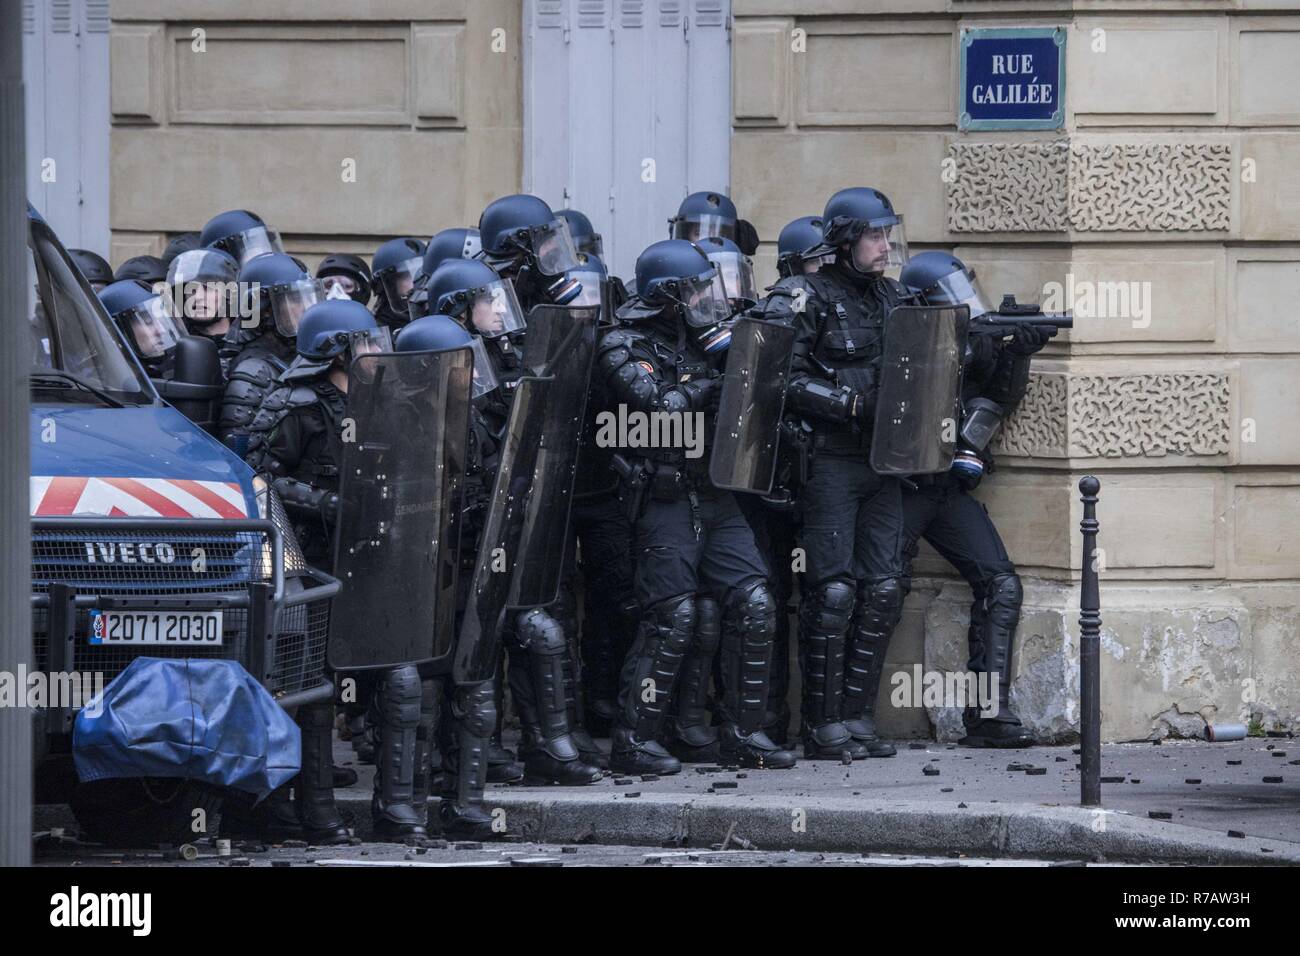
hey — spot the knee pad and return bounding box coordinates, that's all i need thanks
[985,571,1023,628]
[725,581,776,640]
[454,681,497,739]
[802,578,855,634]
[646,591,697,634]
[857,577,904,632]
[515,607,567,656]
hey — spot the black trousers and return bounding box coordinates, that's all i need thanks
[799,455,905,588]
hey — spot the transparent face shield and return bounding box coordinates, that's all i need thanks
[574,232,603,258]
[464,277,527,338]
[380,256,424,310]
[270,277,325,336]
[528,219,582,278]
[565,271,605,307]
[224,226,284,266]
[122,295,183,359]
[925,268,992,319]
[340,327,393,386]
[468,336,499,399]
[167,250,239,326]
[671,269,731,329]
[671,213,736,243]
[706,250,758,307]
[849,218,909,274]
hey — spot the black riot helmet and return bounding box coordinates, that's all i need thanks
[424,258,527,340]
[478,194,582,279]
[166,248,240,330]
[316,253,373,305]
[557,208,603,258]
[200,209,284,266]
[68,248,114,291]
[776,216,834,278]
[397,313,499,400]
[669,190,759,255]
[900,250,991,319]
[631,239,732,354]
[161,232,202,266]
[114,255,168,287]
[820,187,909,275]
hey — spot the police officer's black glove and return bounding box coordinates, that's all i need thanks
[1007,324,1056,356]
[320,492,340,525]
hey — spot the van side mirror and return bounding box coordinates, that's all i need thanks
[154,335,223,433]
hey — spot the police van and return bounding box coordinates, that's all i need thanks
[26,204,338,844]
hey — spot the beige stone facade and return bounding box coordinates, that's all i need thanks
[109,1,1300,743]
[734,0,1300,741]
[108,0,522,271]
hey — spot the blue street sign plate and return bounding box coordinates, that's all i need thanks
[960,27,1066,131]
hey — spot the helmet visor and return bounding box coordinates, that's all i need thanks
[925,268,991,319]
[468,336,500,399]
[566,271,606,307]
[849,218,908,274]
[706,250,758,307]
[380,256,424,310]
[529,219,582,278]
[465,277,526,338]
[224,225,284,266]
[270,277,325,336]
[671,213,736,243]
[168,249,238,287]
[574,232,604,258]
[123,295,183,358]
[671,270,731,329]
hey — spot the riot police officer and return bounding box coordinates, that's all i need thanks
[220,253,324,450]
[239,300,394,845]
[407,227,482,319]
[166,247,241,350]
[392,312,515,837]
[68,248,114,293]
[896,252,1053,748]
[668,190,761,256]
[750,187,913,761]
[598,239,796,774]
[371,237,425,330]
[423,257,602,785]
[316,253,373,306]
[199,209,285,266]
[97,279,186,380]
[776,216,836,279]
[557,208,604,258]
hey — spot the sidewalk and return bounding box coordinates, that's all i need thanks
[336,736,1300,864]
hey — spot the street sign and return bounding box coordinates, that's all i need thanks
[959,27,1066,131]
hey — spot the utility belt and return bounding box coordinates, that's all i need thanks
[813,424,871,457]
[612,452,713,530]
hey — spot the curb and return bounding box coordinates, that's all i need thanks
[334,791,1300,865]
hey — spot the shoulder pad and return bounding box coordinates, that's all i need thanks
[228,353,285,388]
[614,298,662,324]
[599,328,640,352]
[752,275,817,321]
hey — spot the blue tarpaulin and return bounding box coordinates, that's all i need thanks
[73,658,300,799]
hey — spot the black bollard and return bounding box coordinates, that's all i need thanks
[1078,476,1102,807]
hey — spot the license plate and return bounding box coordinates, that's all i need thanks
[88,609,224,646]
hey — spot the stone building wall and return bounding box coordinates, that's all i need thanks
[733,0,1300,741]
[108,0,522,271]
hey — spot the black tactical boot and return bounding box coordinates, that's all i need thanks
[608,594,694,776]
[436,682,504,840]
[664,595,721,764]
[842,581,901,758]
[716,584,796,769]
[487,736,524,783]
[510,610,603,785]
[798,580,866,759]
[296,701,353,845]
[371,667,427,842]
[960,574,1034,749]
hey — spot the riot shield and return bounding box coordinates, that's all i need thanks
[454,305,597,684]
[709,317,796,494]
[328,347,472,671]
[869,304,970,476]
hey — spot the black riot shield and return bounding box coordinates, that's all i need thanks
[709,318,797,494]
[870,304,970,476]
[328,347,472,672]
[454,305,597,684]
